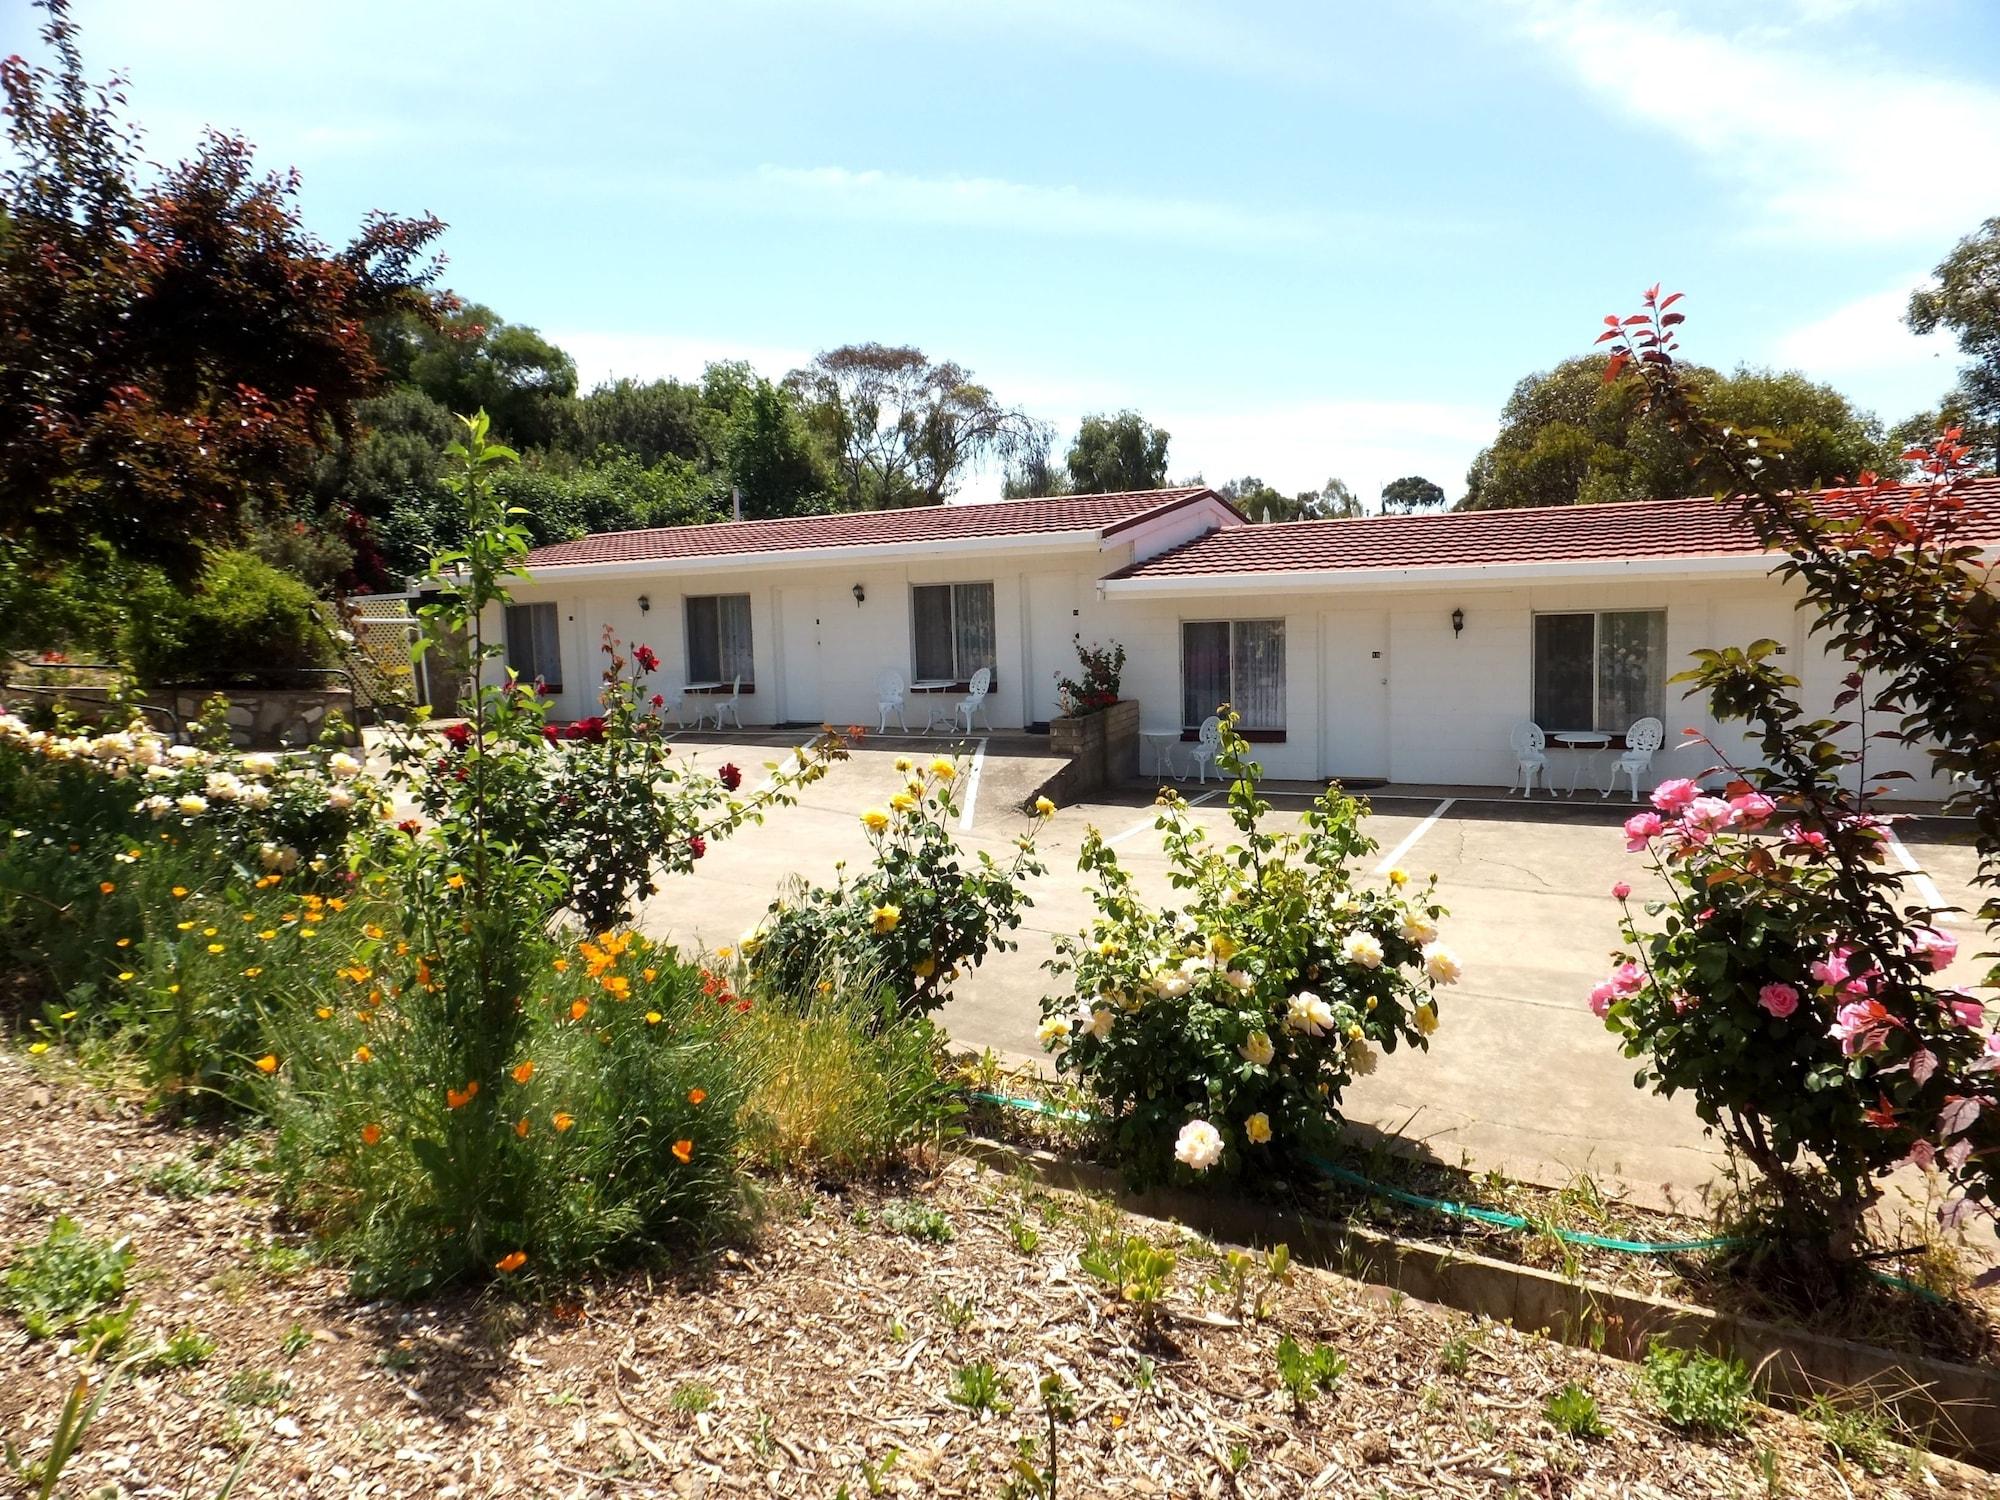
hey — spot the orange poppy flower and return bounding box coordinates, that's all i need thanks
[446,1080,480,1109]
[569,999,589,1021]
[494,1250,527,1274]
[360,1123,383,1146]
[99,881,115,894]
[601,975,630,1000]
[553,1112,576,1133]
[352,1045,373,1064]
[511,1060,536,1084]
[687,1088,707,1106]
[254,1054,279,1074]
[514,1116,531,1138]
[672,1139,694,1164]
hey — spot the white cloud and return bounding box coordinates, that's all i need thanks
[1770,281,1956,376]
[1516,1,2000,245]
[653,165,1326,248]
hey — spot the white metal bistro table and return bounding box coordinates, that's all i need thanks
[1550,730,1611,796]
[679,681,726,729]
[1139,729,1184,781]
[908,679,958,733]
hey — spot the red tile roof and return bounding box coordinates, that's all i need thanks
[1108,479,2000,581]
[522,487,1224,568]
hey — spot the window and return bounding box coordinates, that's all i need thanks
[686,594,754,686]
[911,582,996,684]
[1532,610,1665,732]
[1181,619,1286,734]
[503,602,562,691]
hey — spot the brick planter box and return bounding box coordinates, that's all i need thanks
[1041,698,1139,806]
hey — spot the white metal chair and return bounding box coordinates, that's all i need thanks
[1510,721,1549,797]
[953,666,993,735]
[1603,716,1665,800]
[874,669,907,734]
[1187,715,1224,783]
[698,676,744,731]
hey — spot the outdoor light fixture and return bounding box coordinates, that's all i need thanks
[1451,607,1465,637]
[852,583,866,607]
[637,594,651,614]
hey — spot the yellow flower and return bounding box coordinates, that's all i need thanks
[894,755,913,772]
[446,874,465,890]
[352,1045,373,1063]
[242,967,263,979]
[929,756,957,780]
[860,808,891,833]
[254,1054,278,1074]
[206,943,225,954]
[512,1060,536,1084]
[1244,1112,1272,1145]
[552,958,570,973]
[642,967,657,982]
[890,791,918,813]
[258,929,276,941]
[1388,867,1409,887]
[870,903,902,934]
[1034,796,1056,819]
[645,1011,662,1025]
[913,956,936,979]
[115,938,131,949]
[176,920,194,932]
[1208,932,1238,963]
[316,1006,334,1019]
[117,971,135,982]
[1414,1003,1438,1036]
[171,886,189,899]
[28,1041,49,1055]
[363,923,385,940]
[202,926,217,937]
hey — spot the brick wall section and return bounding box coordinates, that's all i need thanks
[1044,699,1140,804]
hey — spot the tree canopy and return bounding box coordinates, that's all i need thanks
[0,0,448,578]
[1380,475,1446,513]
[1462,355,1900,510]
[1218,475,1362,522]
[1907,216,2000,469]
[1065,410,1171,493]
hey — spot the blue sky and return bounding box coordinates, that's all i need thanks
[12,0,2000,504]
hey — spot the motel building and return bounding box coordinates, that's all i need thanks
[488,482,2000,800]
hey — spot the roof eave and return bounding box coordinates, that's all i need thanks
[1099,551,1791,596]
[520,526,1110,583]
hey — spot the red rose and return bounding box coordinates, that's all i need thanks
[688,835,706,860]
[718,763,742,792]
[633,644,659,673]
[651,693,665,710]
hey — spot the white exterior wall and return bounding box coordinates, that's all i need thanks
[487,549,1963,800]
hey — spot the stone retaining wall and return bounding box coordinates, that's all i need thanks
[1041,698,1140,805]
[2,683,359,749]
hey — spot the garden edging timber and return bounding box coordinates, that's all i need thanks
[959,1134,2000,1471]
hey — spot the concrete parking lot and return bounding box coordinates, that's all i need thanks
[640,730,1988,1209]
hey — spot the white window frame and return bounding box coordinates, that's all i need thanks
[1179,617,1286,735]
[909,581,996,685]
[1531,609,1666,732]
[684,593,755,687]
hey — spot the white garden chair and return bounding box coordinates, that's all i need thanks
[952,666,993,735]
[1188,715,1224,783]
[1510,721,1549,797]
[875,669,908,734]
[1603,716,1665,800]
[698,676,744,731]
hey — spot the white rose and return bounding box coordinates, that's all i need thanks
[241,753,278,777]
[138,795,174,819]
[327,785,356,810]
[1224,967,1254,992]
[1398,913,1439,947]
[1152,969,1192,999]
[1423,944,1463,985]
[175,794,208,816]
[204,772,243,802]
[1081,1004,1115,1041]
[1341,931,1385,969]
[328,752,362,780]
[1173,1119,1224,1173]
[1240,1030,1275,1067]
[1285,991,1336,1037]
[239,783,272,809]
[1036,1016,1071,1051]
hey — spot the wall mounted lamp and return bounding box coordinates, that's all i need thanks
[1451,607,1465,637]
[637,593,651,615]
[852,583,867,607]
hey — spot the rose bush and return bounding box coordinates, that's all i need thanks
[1055,638,1125,717]
[1041,716,1457,1190]
[746,753,1046,1016]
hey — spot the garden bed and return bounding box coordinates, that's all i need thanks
[1,1051,1987,1499]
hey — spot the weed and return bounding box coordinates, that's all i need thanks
[1543,1382,1608,1440]
[1129,1355,1156,1395]
[877,1198,953,1244]
[752,1411,775,1461]
[947,1360,1012,1415]
[669,1381,717,1417]
[252,1242,312,1279]
[1006,1217,1041,1255]
[857,1447,900,1496]
[1639,1341,1754,1436]
[1001,1374,1075,1498]
[1227,1440,1250,1473]
[144,1327,216,1371]
[1804,1392,1894,1474]
[1206,1243,1291,1323]
[279,1324,312,1358]
[145,1157,221,1200]
[935,1293,978,1334]
[222,1369,288,1408]
[1273,1334,1347,1411]
[1077,1233,1176,1323]
[1439,1330,1476,1377]
[1,1217,133,1341]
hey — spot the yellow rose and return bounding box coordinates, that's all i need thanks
[1414,1003,1438,1036]
[929,756,957,780]
[891,791,918,812]
[894,755,913,772]
[1208,932,1238,962]
[860,808,891,833]
[1388,867,1409,886]
[1244,1112,1272,1145]
[913,956,936,979]
[870,903,902,934]
[1034,796,1056,818]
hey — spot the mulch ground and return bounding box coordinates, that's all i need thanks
[2,1051,1995,1499]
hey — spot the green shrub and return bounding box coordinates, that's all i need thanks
[1639,1341,1754,1435]
[876,1199,953,1243]
[2,1216,133,1340]
[1042,715,1457,1189]
[120,549,336,686]
[747,754,1045,1016]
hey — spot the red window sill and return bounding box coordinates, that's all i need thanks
[685,684,756,694]
[1182,727,1286,744]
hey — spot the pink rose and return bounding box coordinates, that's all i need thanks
[1729,792,1777,829]
[1611,881,1631,901]
[1681,796,1737,837]
[1943,994,1984,1028]
[1910,926,1958,973]
[1650,778,1700,813]
[1811,945,1852,989]
[1611,961,1645,996]
[1623,811,1663,851]
[1758,983,1799,1019]
[1588,982,1617,1018]
[1828,997,1896,1056]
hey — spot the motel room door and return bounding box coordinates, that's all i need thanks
[1320,610,1390,782]
[776,588,822,725]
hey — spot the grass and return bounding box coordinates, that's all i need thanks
[222,1369,288,1409]
[669,1381,717,1417]
[1273,1334,1347,1410]
[946,1360,1011,1415]
[143,1326,216,1371]
[1804,1392,1898,1473]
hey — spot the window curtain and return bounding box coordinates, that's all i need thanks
[1232,620,1286,730]
[912,585,954,681]
[1181,622,1230,729]
[505,603,561,690]
[1532,614,1593,731]
[685,597,719,682]
[953,583,996,679]
[717,594,754,685]
[1598,610,1665,730]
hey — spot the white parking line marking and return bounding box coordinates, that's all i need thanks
[1883,822,1953,922]
[957,739,989,831]
[1372,797,1456,877]
[1104,789,1219,847]
[748,737,821,798]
